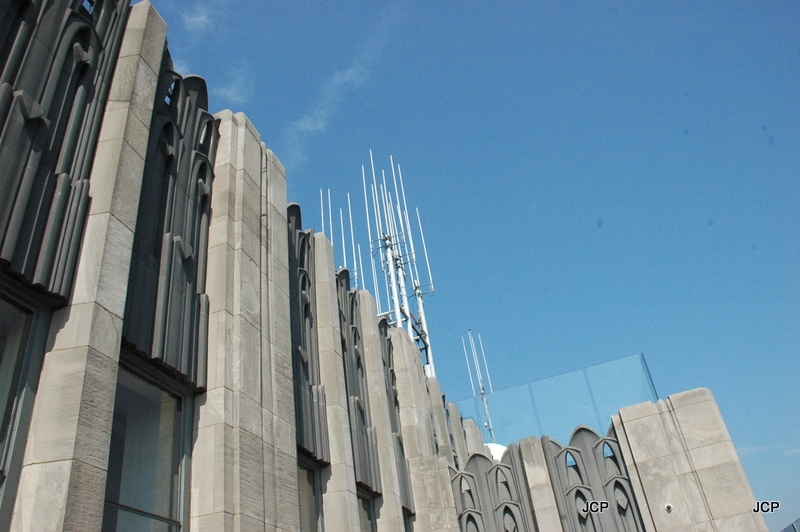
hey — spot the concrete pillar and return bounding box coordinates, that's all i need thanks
[518,436,564,532]
[391,329,459,532]
[9,3,165,530]
[191,110,297,531]
[360,292,406,531]
[314,234,361,530]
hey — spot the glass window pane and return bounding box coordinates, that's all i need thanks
[103,369,182,530]
[358,496,375,532]
[102,505,178,532]
[0,297,30,465]
[298,463,320,532]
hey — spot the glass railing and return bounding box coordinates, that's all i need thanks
[454,353,657,446]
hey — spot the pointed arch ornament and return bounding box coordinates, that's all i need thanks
[337,270,381,494]
[542,426,646,532]
[122,49,219,389]
[450,445,536,532]
[0,0,129,302]
[288,204,329,464]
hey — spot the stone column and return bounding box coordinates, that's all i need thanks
[391,329,459,532]
[518,436,564,532]
[191,110,297,531]
[314,234,361,530]
[9,3,165,530]
[359,292,405,531]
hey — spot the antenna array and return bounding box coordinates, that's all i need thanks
[462,330,495,443]
[319,151,437,377]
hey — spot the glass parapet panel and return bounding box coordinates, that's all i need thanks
[455,354,657,446]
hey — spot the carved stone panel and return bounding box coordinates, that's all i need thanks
[337,270,381,495]
[122,50,218,389]
[543,426,646,532]
[379,317,414,513]
[450,445,536,532]
[288,203,329,465]
[0,0,129,301]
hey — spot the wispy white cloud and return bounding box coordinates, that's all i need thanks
[211,63,254,107]
[736,445,800,457]
[172,58,191,76]
[181,5,211,32]
[282,6,403,169]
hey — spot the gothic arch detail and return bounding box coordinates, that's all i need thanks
[337,270,381,494]
[288,204,329,464]
[0,0,128,301]
[542,426,646,532]
[450,446,535,532]
[379,317,414,514]
[122,49,218,388]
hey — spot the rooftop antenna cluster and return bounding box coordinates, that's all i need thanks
[319,151,437,377]
[462,330,496,443]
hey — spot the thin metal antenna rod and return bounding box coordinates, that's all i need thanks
[388,180,412,333]
[392,162,414,288]
[416,208,434,291]
[462,337,477,397]
[385,228,402,327]
[398,165,422,284]
[348,193,357,286]
[381,172,393,237]
[370,155,383,239]
[468,330,483,385]
[478,333,494,394]
[388,187,408,328]
[327,189,333,253]
[468,329,495,443]
[370,178,388,311]
[339,208,347,269]
[362,167,381,311]
[390,156,406,245]
[416,289,434,376]
[320,189,325,236]
[387,161,412,332]
[358,244,366,290]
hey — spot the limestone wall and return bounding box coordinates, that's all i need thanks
[191,110,297,531]
[613,388,768,532]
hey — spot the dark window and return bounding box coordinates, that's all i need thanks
[0,297,31,473]
[0,287,49,530]
[102,368,187,532]
[358,494,377,532]
[298,460,323,532]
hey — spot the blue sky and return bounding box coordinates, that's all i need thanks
[154,1,799,527]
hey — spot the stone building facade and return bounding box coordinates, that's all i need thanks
[0,2,767,531]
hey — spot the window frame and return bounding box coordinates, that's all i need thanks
[297,453,325,532]
[101,349,195,531]
[0,278,53,530]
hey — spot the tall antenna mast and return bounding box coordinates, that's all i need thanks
[356,152,437,376]
[466,329,495,443]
